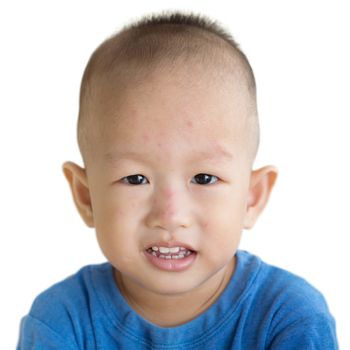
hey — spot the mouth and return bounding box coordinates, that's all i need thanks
[144,243,197,271]
[145,246,194,260]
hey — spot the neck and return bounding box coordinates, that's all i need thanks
[113,257,236,327]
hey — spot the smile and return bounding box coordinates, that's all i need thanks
[146,246,192,259]
[144,245,197,271]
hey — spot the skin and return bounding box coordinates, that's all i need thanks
[63,65,278,327]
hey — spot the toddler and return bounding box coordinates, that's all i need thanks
[17,11,338,349]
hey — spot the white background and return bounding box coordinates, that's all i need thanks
[1,1,349,348]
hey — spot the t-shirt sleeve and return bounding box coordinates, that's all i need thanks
[267,312,338,349]
[258,264,339,350]
[17,315,78,350]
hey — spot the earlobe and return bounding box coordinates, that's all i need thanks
[243,165,278,229]
[62,161,94,228]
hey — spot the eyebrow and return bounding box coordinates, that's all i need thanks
[104,148,234,165]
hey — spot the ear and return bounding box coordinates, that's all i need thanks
[243,165,278,229]
[62,161,94,228]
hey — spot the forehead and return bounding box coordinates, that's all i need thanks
[95,54,250,117]
[104,141,235,167]
[92,64,251,165]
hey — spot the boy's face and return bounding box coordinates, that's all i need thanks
[65,66,276,297]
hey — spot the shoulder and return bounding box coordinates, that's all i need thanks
[240,251,338,348]
[30,263,107,312]
[236,251,331,313]
[257,256,331,317]
[22,263,111,343]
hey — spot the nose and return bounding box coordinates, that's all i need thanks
[145,186,192,232]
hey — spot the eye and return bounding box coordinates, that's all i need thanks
[192,173,218,185]
[120,173,218,186]
[121,174,148,185]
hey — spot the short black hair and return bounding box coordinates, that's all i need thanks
[77,11,259,166]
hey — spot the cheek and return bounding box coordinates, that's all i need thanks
[92,193,141,251]
[93,188,138,224]
[200,193,246,224]
[199,194,246,248]
[94,204,140,270]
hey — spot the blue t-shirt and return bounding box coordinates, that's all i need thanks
[17,250,338,349]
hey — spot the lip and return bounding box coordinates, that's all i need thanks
[145,241,196,252]
[144,249,197,272]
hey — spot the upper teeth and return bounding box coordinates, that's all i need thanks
[152,246,184,254]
